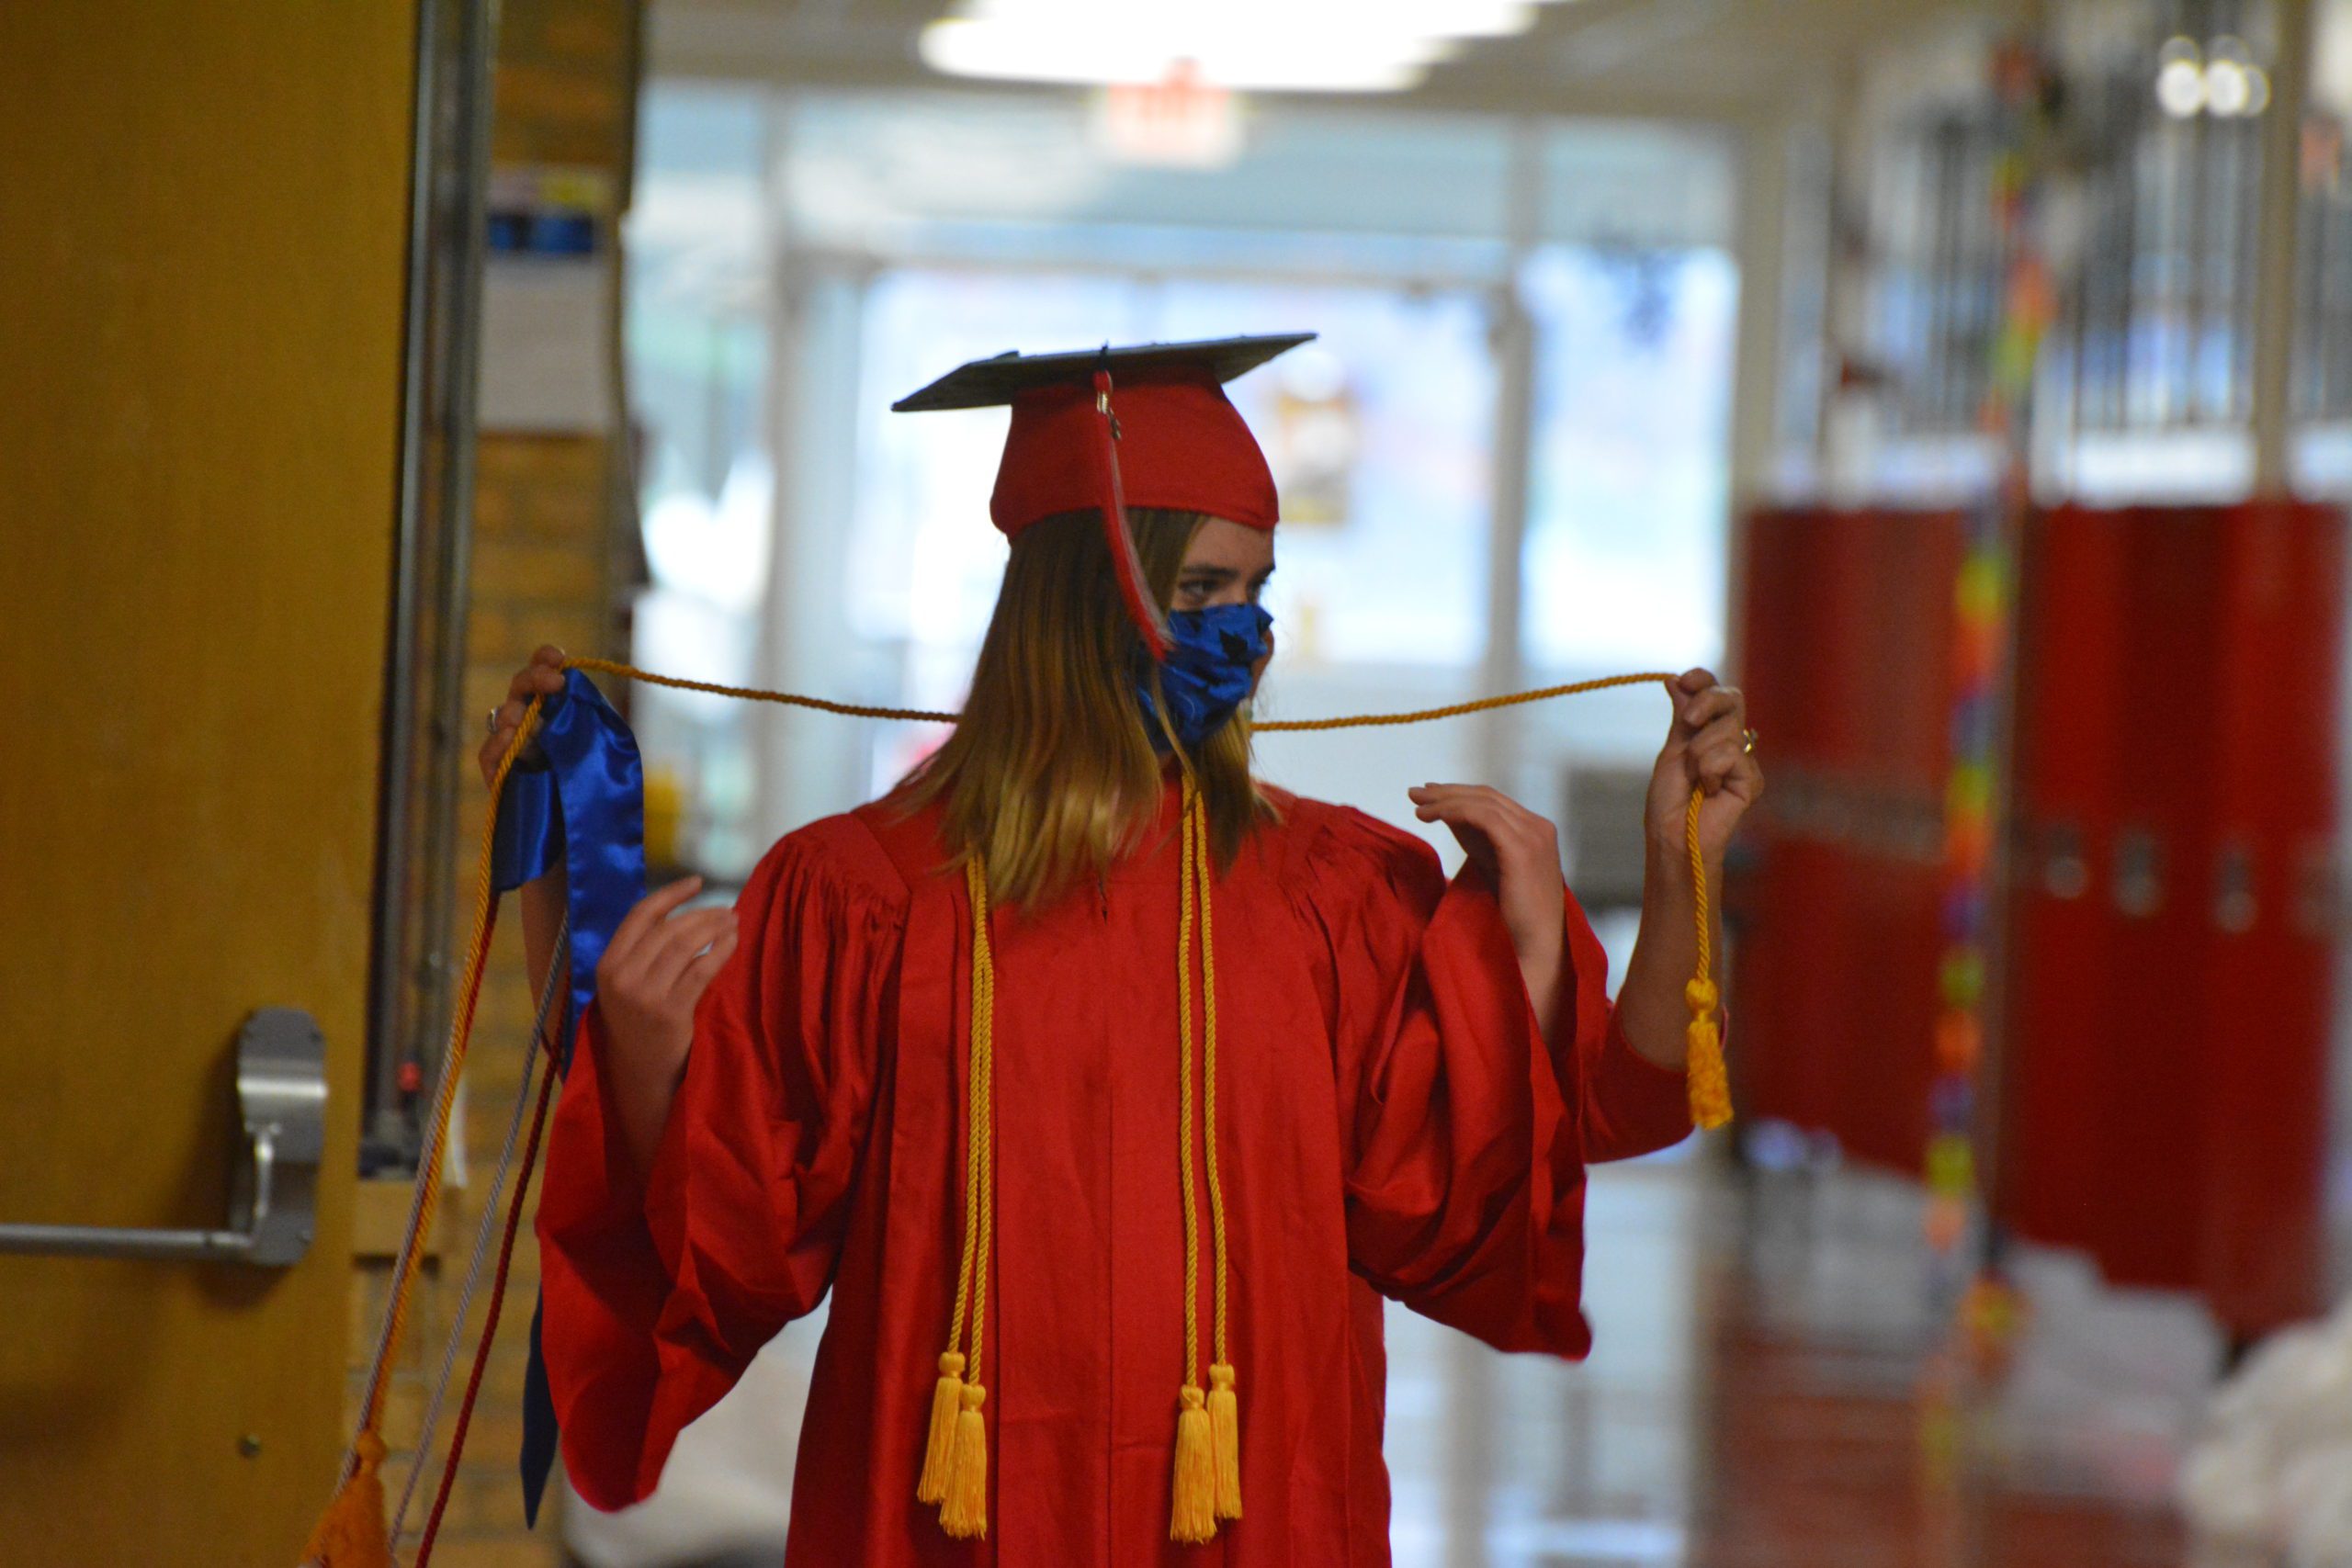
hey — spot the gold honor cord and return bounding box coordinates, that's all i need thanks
[920,859,997,1539]
[563,657,1669,731]
[306,658,1731,1566]
[1168,784,1216,1541]
[564,654,1729,1128]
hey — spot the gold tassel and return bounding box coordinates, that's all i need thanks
[1680,789,1734,1132]
[928,860,995,1538]
[1170,1384,1218,1544]
[300,1430,391,1568]
[1208,1361,1241,1521]
[1685,976,1731,1130]
[938,1382,989,1539]
[916,1350,967,1505]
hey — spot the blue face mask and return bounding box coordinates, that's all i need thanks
[1136,602,1272,750]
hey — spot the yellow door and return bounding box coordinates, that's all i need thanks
[0,6,419,1562]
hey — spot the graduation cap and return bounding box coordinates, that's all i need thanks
[893,333,1315,661]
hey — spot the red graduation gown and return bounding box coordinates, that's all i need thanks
[537,778,1692,1565]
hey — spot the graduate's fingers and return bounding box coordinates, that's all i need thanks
[487,696,538,753]
[1428,816,1500,874]
[494,659,564,760]
[606,914,729,1026]
[1408,785,1543,871]
[604,876,706,974]
[1408,784,1554,855]
[639,908,739,996]
[1415,806,1531,869]
[1685,714,1748,793]
[1408,783,1537,826]
[1677,683,1741,737]
[673,922,741,1002]
[1407,783,1505,835]
[1688,710,1746,749]
[1689,738,1746,795]
[1657,669,1729,743]
[478,727,509,791]
[1730,746,1766,804]
[1408,784,1514,839]
[1663,668,1710,722]
[480,693,537,788]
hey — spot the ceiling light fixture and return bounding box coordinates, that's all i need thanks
[920,0,1565,94]
[2156,36,2207,118]
[2154,33,2271,120]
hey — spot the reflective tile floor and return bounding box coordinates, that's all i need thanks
[1385,1150,2235,1568]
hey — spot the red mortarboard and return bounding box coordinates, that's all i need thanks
[893,333,1314,660]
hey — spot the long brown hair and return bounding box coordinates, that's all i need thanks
[896,507,1273,909]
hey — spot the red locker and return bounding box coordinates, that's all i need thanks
[2195,500,2342,1332]
[2093,504,2226,1292]
[1726,505,1797,1128]
[1830,510,1960,1176]
[1835,850,1941,1174]
[1875,507,1967,796]
[2003,505,2131,1252]
[1731,506,1959,1169]
[1738,840,1861,1135]
[1814,508,1877,779]
[1734,506,1868,1135]
[1737,507,1836,762]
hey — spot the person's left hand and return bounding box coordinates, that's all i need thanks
[482,643,567,789]
[1646,667,1763,868]
[1407,783,1566,975]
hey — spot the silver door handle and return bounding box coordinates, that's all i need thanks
[0,1008,325,1268]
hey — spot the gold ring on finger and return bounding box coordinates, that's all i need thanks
[1742,728,1758,755]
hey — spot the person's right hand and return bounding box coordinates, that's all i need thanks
[480,643,569,789]
[596,875,738,1093]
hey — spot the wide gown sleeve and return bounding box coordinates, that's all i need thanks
[1310,807,1691,1359]
[535,820,906,1511]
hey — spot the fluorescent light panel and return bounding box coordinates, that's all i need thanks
[922,0,1556,93]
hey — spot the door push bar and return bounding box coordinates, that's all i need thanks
[0,1008,325,1267]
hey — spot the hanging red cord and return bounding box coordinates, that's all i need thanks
[413,1043,561,1567]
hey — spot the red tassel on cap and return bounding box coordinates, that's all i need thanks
[1091,367,1170,662]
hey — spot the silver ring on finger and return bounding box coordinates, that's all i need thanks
[488,706,505,737]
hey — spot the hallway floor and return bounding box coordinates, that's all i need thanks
[1383,1151,2234,1568]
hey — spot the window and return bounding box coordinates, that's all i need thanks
[1861,107,2011,437]
[625,86,773,875]
[2073,64,2266,429]
[1521,245,1737,678]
